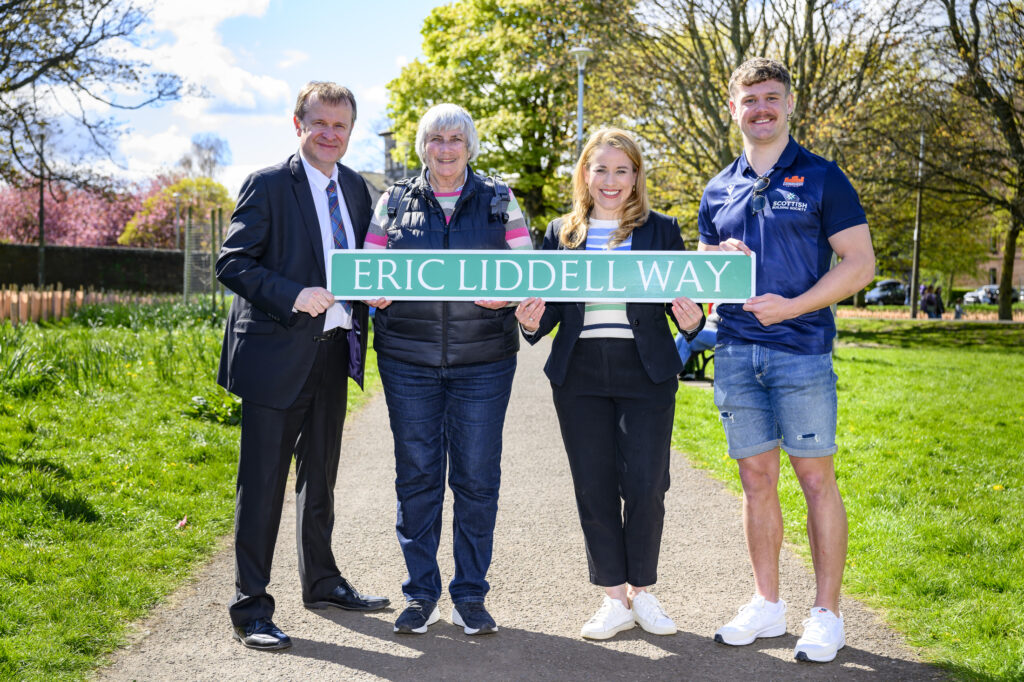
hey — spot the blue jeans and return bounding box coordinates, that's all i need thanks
[378,355,516,604]
[713,343,838,459]
[674,329,717,362]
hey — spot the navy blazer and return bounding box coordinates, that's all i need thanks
[525,211,704,387]
[216,154,372,409]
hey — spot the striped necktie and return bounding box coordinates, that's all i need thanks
[326,180,351,314]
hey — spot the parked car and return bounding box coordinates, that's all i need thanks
[865,279,907,305]
[964,284,999,304]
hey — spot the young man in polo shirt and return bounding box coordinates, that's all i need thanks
[697,58,875,663]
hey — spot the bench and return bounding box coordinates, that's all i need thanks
[680,348,714,382]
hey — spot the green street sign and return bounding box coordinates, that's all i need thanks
[329,249,755,302]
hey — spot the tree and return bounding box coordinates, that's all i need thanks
[179,133,232,179]
[0,0,182,189]
[847,1,1024,317]
[838,62,999,285]
[926,0,1024,319]
[590,0,924,240]
[118,176,234,249]
[0,180,143,247]
[386,0,632,226]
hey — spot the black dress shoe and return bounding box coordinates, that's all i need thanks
[304,578,390,611]
[232,617,292,650]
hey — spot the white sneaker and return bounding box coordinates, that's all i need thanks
[794,607,845,662]
[714,594,787,646]
[580,596,635,640]
[631,591,677,635]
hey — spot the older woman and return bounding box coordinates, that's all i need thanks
[517,128,704,640]
[364,103,532,636]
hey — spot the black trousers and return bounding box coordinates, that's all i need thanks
[229,334,349,626]
[552,338,676,587]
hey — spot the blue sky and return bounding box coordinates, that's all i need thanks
[106,0,448,196]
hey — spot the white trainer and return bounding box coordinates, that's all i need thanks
[631,591,677,635]
[714,594,787,646]
[794,607,845,662]
[580,596,635,640]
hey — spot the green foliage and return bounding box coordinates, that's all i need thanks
[70,298,225,331]
[0,320,233,679]
[118,177,234,249]
[386,0,631,226]
[585,1,928,241]
[0,304,380,678]
[186,390,241,426]
[673,319,1024,679]
[836,54,998,281]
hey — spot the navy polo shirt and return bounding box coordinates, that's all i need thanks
[698,137,866,355]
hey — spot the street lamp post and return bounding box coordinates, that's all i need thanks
[569,46,593,161]
[909,128,925,318]
[37,133,45,288]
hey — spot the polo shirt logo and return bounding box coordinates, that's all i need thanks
[783,175,804,187]
[772,189,808,212]
[723,183,736,205]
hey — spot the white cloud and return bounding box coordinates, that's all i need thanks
[395,55,409,68]
[222,163,265,199]
[119,127,193,172]
[360,84,389,109]
[278,50,310,70]
[143,0,290,118]
[148,0,269,31]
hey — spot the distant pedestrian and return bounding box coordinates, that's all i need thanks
[954,298,964,319]
[922,286,938,319]
[676,308,719,379]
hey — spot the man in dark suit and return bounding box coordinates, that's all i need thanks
[216,81,389,651]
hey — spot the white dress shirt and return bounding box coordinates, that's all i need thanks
[299,151,356,331]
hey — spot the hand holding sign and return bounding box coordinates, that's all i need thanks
[295,287,335,317]
[474,300,510,310]
[670,296,704,332]
[742,293,795,326]
[515,297,546,333]
[717,237,752,256]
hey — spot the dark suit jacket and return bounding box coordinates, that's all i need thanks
[216,154,371,410]
[526,211,705,387]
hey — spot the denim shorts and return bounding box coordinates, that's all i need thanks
[713,343,838,459]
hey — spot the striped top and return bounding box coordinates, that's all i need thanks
[580,219,633,339]
[364,178,532,251]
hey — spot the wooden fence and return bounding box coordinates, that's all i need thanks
[0,285,175,326]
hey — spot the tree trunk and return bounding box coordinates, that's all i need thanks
[522,184,546,233]
[998,211,1021,320]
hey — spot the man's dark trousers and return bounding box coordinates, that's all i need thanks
[229,333,349,626]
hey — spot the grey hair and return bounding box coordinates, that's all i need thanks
[414,103,479,164]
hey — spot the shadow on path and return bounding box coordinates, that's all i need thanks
[287,607,940,681]
[100,339,945,681]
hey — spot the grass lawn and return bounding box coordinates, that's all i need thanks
[672,319,1024,680]
[0,302,380,680]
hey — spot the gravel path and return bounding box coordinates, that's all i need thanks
[99,338,943,681]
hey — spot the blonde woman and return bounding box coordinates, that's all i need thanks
[516,129,704,640]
